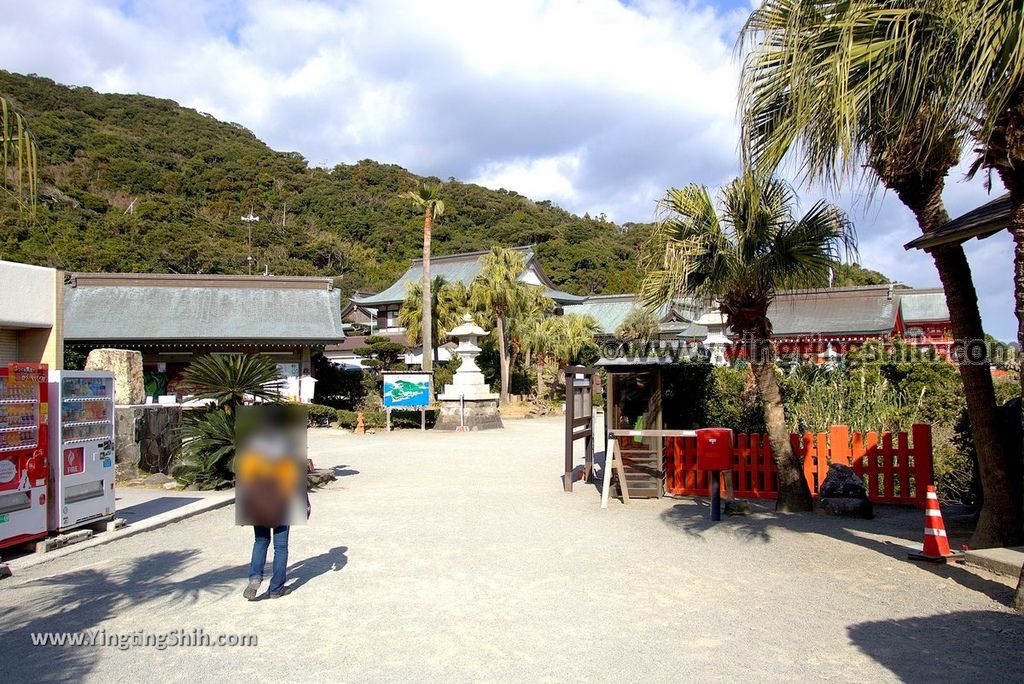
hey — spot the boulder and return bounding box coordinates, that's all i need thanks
[819,496,874,519]
[820,463,868,499]
[819,463,873,519]
[85,349,144,405]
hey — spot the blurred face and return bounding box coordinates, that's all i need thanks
[235,405,307,527]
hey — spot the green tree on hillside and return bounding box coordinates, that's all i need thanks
[640,173,855,512]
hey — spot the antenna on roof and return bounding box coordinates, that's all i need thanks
[241,204,260,274]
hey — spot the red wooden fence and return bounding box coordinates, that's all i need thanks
[663,424,933,507]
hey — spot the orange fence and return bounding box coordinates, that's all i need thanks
[663,424,933,507]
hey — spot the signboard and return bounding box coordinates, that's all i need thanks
[382,372,432,408]
[8,363,47,384]
[63,447,84,476]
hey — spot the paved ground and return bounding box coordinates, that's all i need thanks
[1,417,1021,683]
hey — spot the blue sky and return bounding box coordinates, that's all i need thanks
[0,0,1014,339]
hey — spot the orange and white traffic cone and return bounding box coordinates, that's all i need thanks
[908,485,964,563]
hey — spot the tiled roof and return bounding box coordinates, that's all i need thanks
[767,285,898,336]
[898,289,949,323]
[351,246,585,306]
[64,273,344,344]
[904,193,1011,250]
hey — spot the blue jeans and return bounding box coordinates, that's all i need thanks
[249,525,289,593]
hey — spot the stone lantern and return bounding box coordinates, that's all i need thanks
[435,313,503,430]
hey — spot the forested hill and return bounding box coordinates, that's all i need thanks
[0,71,889,298]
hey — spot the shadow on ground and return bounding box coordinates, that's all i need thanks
[331,465,359,478]
[118,496,202,520]
[0,549,241,681]
[284,545,348,593]
[659,500,1017,608]
[848,610,1024,681]
[0,543,351,680]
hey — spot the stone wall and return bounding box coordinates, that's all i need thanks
[114,405,182,479]
[435,399,503,431]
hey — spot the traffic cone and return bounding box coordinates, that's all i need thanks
[908,485,963,563]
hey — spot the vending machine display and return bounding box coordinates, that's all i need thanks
[0,363,50,551]
[48,371,116,532]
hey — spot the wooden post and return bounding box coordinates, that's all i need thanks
[421,407,426,431]
[563,367,575,492]
[912,423,933,504]
[386,407,391,432]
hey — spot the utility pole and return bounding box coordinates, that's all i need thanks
[241,204,260,275]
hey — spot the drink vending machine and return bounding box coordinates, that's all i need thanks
[0,363,50,551]
[48,370,116,532]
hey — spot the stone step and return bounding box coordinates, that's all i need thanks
[963,546,1024,578]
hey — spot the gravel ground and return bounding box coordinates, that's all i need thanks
[1,417,1021,683]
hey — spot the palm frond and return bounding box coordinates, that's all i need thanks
[180,353,283,409]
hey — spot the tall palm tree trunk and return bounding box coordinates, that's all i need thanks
[935,241,1023,547]
[750,348,813,512]
[421,208,433,373]
[496,315,510,405]
[892,176,1022,547]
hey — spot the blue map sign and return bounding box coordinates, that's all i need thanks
[383,372,432,407]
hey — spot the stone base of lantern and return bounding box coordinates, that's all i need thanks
[435,397,503,431]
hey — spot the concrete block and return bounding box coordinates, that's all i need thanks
[963,546,1024,579]
[35,529,93,553]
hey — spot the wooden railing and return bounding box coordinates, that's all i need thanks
[663,424,933,507]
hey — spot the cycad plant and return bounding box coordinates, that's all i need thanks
[180,353,283,413]
[173,353,282,489]
[641,173,854,512]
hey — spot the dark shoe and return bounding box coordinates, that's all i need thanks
[269,586,293,599]
[242,579,261,601]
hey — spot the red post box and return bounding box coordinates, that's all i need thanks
[696,428,733,471]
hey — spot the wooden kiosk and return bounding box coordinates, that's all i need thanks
[600,358,669,499]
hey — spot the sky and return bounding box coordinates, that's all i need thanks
[0,0,1015,339]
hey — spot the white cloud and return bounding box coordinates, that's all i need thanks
[0,0,1015,337]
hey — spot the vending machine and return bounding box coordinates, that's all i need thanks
[0,363,50,551]
[48,371,116,532]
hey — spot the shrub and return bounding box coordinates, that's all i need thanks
[171,409,236,490]
[335,408,437,430]
[305,403,337,427]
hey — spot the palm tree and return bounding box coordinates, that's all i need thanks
[398,276,467,365]
[547,313,601,370]
[1,95,38,213]
[470,247,537,405]
[615,308,660,345]
[401,181,445,373]
[739,0,1022,545]
[640,174,855,512]
[514,289,557,398]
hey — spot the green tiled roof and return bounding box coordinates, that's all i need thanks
[352,246,585,306]
[898,289,949,323]
[65,276,345,344]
